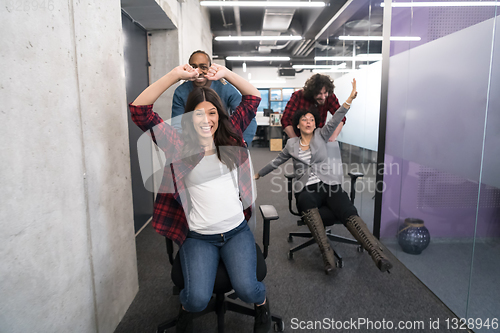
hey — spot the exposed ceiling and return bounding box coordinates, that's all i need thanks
[208,0,384,69]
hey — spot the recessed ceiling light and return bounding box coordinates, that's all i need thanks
[201,1,326,7]
[215,36,302,42]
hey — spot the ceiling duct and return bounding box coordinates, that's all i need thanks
[260,9,295,46]
[262,8,295,31]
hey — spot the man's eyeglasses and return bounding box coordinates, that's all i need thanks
[190,64,209,71]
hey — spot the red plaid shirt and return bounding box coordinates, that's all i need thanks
[129,95,260,246]
[281,90,345,131]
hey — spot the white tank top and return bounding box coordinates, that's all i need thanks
[184,153,245,234]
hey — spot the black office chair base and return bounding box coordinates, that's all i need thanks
[287,228,362,269]
[157,293,284,333]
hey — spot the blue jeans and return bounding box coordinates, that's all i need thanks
[179,221,266,312]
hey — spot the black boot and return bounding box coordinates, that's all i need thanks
[345,215,393,272]
[302,208,336,274]
[254,298,271,333]
[176,306,193,333]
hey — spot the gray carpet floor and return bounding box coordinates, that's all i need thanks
[114,147,469,333]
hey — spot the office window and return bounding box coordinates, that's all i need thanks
[282,88,294,102]
[257,89,269,112]
[270,88,282,101]
[270,101,283,113]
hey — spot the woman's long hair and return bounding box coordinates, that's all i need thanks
[181,86,242,170]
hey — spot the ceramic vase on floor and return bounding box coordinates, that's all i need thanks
[398,218,430,255]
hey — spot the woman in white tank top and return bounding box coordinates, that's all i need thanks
[130,63,271,333]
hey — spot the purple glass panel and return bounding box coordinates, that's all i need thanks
[389,2,496,57]
[381,155,500,238]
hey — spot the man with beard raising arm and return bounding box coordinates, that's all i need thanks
[281,74,346,142]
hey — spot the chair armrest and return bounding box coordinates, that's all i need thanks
[347,172,364,204]
[285,174,300,216]
[165,238,174,265]
[259,205,279,259]
[348,172,364,180]
[260,204,279,221]
[285,174,293,200]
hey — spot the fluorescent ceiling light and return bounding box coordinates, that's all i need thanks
[292,63,347,69]
[339,36,421,41]
[356,54,383,60]
[215,36,302,42]
[201,1,325,7]
[315,54,382,61]
[226,56,291,61]
[381,1,500,7]
[250,79,287,84]
[312,69,354,73]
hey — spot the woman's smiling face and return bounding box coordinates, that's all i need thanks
[192,101,219,138]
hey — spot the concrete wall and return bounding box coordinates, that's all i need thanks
[151,0,212,120]
[0,1,138,332]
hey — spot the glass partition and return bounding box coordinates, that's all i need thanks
[314,0,383,228]
[380,1,500,329]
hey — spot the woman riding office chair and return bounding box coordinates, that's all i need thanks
[256,79,393,274]
[157,205,285,333]
[285,153,365,269]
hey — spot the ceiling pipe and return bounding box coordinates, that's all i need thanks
[295,39,315,56]
[292,40,307,55]
[290,0,353,57]
[233,0,242,45]
[220,6,229,27]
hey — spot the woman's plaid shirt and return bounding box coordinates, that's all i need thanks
[129,95,260,246]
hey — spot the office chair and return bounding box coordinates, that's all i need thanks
[285,172,364,268]
[252,109,273,147]
[157,205,285,333]
[252,125,268,147]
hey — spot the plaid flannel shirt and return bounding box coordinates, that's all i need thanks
[281,90,345,130]
[129,95,260,246]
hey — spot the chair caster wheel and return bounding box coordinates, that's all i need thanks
[287,251,294,260]
[274,321,285,331]
[357,246,364,253]
[287,235,293,243]
[335,260,344,268]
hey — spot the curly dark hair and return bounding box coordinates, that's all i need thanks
[291,107,321,137]
[188,50,212,66]
[181,86,242,170]
[302,74,334,101]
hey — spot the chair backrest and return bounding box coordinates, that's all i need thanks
[325,141,344,186]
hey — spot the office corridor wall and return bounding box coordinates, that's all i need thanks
[0,1,138,333]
